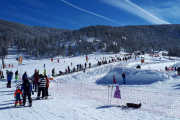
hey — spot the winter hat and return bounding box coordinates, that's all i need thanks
[16,86,20,89]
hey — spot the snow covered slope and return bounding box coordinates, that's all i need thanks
[0,53,180,120]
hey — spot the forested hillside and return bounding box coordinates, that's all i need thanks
[0,19,180,57]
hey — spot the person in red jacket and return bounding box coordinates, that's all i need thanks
[14,86,22,106]
[34,69,39,92]
[45,75,49,99]
[113,75,116,83]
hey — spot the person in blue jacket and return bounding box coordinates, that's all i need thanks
[22,71,27,82]
[7,71,13,88]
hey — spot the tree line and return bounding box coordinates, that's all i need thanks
[1,19,180,58]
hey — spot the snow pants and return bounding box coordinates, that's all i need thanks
[23,93,32,105]
[123,78,126,84]
[113,78,116,83]
[34,82,38,92]
[38,87,46,98]
[45,87,49,97]
[7,81,11,88]
[15,75,18,81]
[15,94,22,104]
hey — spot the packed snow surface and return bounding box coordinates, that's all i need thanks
[1,52,180,120]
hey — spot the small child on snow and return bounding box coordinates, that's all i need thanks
[113,75,116,83]
[14,86,22,106]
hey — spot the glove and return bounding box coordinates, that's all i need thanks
[32,92,34,95]
[14,96,16,98]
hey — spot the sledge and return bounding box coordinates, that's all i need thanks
[126,103,141,108]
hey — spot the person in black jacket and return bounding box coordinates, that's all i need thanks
[52,68,55,76]
[122,72,126,84]
[21,78,34,106]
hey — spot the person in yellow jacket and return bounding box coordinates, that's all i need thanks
[14,86,22,106]
[44,69,46,75]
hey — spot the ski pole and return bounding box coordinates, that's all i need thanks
[108,85,110,104]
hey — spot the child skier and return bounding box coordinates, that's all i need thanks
[14,86,22,106]
[113,75,116,83]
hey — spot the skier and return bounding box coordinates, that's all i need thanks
[52,68,55,76]
[21,78,34,106]
[113,75,116,83]
[68,66,70,73]
[65,68,67,74]
[80,64,82,70]
[85,63,87,68]
[34,69,39,92]
[7,71,13,88]
[45,75,49,99]
[0,70,1,81]
[165,66,168,71]
[22,71,27,82]
[76,64,79,70]
[89,62,91,68]
[14,86,22,106]
[36,74,47,99]
[44,69,46,75]
[15,70,18,81]
[44,63,45,68]
[1,71,4,81]
[71,62,72,66]
[122,72,126,84]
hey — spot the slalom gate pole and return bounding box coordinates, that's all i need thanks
[108,85,110,104]
[80,83,82,98]
[56,80,58,92]
[110,85,113,105]
[117,98,118,105]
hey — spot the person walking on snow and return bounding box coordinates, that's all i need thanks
[21,78,34,106]
[14,86,22,106]
[122,72,126,84]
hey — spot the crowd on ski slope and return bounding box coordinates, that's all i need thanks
[0,53,135,106]
[1,69,50,106]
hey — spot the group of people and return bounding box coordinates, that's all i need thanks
[14,69,50,106]
[113,72,126,84]
[52,62,92,76]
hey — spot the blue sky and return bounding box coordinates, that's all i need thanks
[0,0,179,30]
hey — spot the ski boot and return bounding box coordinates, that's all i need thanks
[29,103,32,106]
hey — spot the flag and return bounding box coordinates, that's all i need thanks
[18,56,23,65]
[113,86,121,99]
